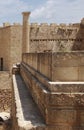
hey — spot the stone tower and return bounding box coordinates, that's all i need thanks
[22,12,31,53]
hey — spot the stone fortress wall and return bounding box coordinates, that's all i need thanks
[29,22,84,52]
[29,23,80,52]
[0,11,84,130]
[0,23,22,71]
[0,72,11,112]
[1,12,84,130]
[0,23,22,113]
[0,18,84,71]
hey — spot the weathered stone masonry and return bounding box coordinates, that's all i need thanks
[0,72,12,112]
[0,14,84,71]
[19,52,84,130]
[1,11,84,130]
[11,12,84,130]
[0,24,22,71]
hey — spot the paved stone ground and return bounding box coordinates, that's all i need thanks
[14,74,45,129]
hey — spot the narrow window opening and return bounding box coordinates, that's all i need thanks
[1,58,3,71]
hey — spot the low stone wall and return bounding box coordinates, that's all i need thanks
[20,62,84,130]
[0,72,12,112]
[11,74,46,130]
[22,52,84,81]
[0,89,11,112]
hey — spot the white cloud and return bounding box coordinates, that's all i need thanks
[0,0,28,15]
[0,0,83,24]
[0,0,30,25]
[31,0,84,23]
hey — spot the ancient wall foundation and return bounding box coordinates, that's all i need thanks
[18,52,84,130]
[0,72,12,112]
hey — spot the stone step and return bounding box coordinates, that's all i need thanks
[12,74,46,130]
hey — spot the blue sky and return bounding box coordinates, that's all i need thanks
[0,0,84,25]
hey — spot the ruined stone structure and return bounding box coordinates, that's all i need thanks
[0,11,84,130]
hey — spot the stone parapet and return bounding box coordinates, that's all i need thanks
[0,72,12,112]
[21,62,84,92]
[22,52,84,81]
[3,23,10,27]
[20,61,84,130]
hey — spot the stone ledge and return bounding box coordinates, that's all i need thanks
[21,63,84,93]
[20,63,84,128]
[22,52,84,81]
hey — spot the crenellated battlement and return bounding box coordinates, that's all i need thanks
[3,22,10,27]
[30,22,80,28]
[28,19,84,52]
[0,21,82,29]
[13,23,21,26]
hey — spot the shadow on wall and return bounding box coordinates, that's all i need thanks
[72,19,84,50]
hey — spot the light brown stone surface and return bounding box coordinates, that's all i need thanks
[20,62,84,130]
[22,12,30,53]
[29,23,84,52]
[0,25,22,71]
[0,89,11,112]
[12,74,46,130]
[0,72,12,112]
[1,12,84,130]
[22,52,84,81]
[0,15,84,72]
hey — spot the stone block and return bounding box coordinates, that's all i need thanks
[46,126,71,130]
[80,56,84,66]
[79,67,84,81]
[47,82,84,92]
[22,52,84,81]
[52,67,78,81]
[80,110,84,124]
[49,93,84,107]
[52,52,80,67]
[46,108,77,125]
